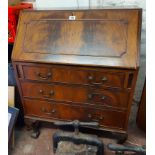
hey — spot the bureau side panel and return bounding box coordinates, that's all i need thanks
[123,69,139,130]
[12,62,26,115]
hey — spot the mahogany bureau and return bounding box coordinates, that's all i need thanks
[12,9,142,139]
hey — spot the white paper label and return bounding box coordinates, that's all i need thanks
[69,16,76,20]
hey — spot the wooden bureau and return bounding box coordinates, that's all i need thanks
[12,9,142,139]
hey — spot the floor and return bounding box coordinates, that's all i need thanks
[9,103,146,155]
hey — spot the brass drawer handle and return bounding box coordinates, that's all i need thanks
[91,82,103,85]
[88,94,93,99]
[88,114,92,118]
[41,107,56,115]
[39,89,54,98]
[91,76,107,85]
[51,109,56,113]
[99,116,104,120]
[102,77,107,81]
[88,75,94,80]
[36,72,52,80]
[88,93,106,100]
[101,96,106,100]
[88,114,104,120]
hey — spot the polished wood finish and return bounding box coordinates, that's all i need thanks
[24,99,126,130]
[21,81,130,109]
[22,64,126,88]
[12,9,141,135]
[12,9,142,69]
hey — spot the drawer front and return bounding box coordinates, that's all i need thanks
[23,65,52,82]
[24,99,126,129]
[21,82,129,109]
[22,64,125,88]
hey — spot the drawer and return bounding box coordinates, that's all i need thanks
[23,65,52,82]
[21,82,129,109]
[22,64,125,88]
[24,99,126,129]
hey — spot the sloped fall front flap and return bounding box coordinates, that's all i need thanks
[12,9,142,68]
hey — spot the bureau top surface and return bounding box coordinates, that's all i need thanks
[12,9,142,69]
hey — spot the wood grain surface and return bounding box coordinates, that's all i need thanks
[12,9,142,134]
